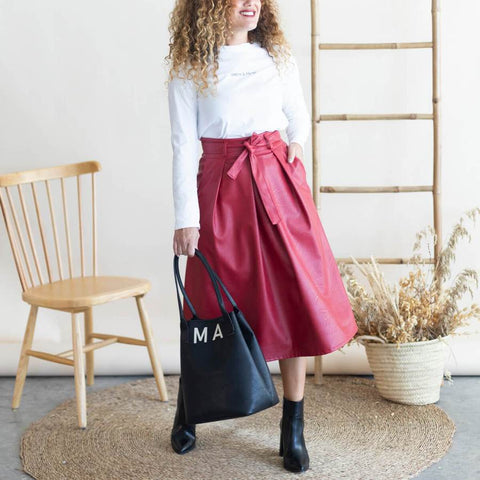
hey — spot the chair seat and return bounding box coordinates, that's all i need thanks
[22,275,151,310]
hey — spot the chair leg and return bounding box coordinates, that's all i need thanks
[72,312,87,428]
[12,305,38,410]
[84,307,95,386]
[135,294,169,402]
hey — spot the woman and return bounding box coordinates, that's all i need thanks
[166,0,358,473]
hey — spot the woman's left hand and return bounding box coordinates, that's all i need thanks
[287,142,303,163]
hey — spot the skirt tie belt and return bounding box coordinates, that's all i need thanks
[226,134,283,225]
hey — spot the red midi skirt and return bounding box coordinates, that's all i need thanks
[182,129,358,362]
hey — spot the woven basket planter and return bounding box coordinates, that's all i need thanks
[356,335,449,405]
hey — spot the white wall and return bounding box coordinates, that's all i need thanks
[0,0,479,377]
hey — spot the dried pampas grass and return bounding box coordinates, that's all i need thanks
[338,207,480,344]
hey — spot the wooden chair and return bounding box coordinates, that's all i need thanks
[0,161,168,428]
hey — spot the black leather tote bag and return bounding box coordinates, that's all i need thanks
[173,248,279,425]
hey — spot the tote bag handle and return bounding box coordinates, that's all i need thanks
[173,248,239,327]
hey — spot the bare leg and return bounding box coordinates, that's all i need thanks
[278,356,307,401]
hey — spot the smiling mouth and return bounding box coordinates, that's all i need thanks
[239,10,256,17]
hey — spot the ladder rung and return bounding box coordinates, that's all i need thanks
[320,186,433,193]
[318,113,434,121]
[335,257,435,265]
[319,42,433,50]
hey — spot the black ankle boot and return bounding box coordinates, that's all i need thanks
[279,396,310,472]
[171,376,196,454]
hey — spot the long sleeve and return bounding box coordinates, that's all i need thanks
[168,74,201,230]
[281,55,311,151]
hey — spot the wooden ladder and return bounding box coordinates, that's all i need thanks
[310,0,443,383]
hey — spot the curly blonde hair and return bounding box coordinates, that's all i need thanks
[164,0,293,96]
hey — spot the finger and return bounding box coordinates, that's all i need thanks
[287,146,295,163]
[174,235,180,256]
[192,232,199,255]
[176,237,184,256]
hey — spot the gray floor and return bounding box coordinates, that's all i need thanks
[1,375,479,480]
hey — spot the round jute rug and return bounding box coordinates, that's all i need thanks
[20,374,455,480]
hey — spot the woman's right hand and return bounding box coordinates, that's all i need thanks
[173,227,200,257]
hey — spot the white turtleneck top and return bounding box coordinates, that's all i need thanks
[168,41,311,230]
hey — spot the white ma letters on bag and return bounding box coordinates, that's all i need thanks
[193,322,225,343]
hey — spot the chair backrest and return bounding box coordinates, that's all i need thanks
[0,161,101,292]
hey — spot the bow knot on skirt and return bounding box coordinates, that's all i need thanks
[182,129,358,362]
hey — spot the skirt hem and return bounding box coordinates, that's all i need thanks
[263,323,359,363]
